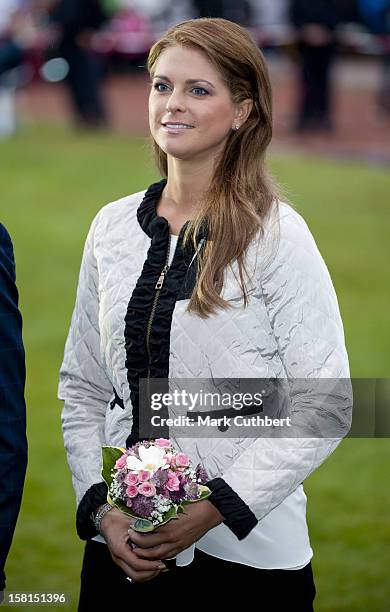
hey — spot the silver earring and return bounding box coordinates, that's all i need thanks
[234,124,240,130]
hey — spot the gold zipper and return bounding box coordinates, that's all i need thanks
[144,235,204,403]
[145,242,171,381]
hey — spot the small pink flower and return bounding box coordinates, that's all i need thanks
[126,499,133,508]
[115,454,127,469]
[126,485,138,498]
[155,438,172,449]
[138,470,151,482]
[138,482,156,497]
[167,470,180,491]
[176,453,190,467]
[167,455,176,467]
[124,472,139,486]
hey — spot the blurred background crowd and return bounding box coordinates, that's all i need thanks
[0,0,389,162]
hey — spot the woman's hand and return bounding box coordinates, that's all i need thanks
[128,500,224,561]
[100,507,167,583]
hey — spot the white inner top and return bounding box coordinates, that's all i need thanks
[167,234,179,265]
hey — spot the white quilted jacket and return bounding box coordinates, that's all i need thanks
[58,180,351,554]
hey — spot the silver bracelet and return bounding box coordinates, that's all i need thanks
[92,502,114,534]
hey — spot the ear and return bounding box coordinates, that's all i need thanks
[234,98,253,125]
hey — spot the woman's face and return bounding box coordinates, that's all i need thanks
[148,45,243,163]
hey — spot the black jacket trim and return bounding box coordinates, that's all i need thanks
[76,482,108,540]
[123,179,206,447]
[109,386,124,410]
[206,477,258,540]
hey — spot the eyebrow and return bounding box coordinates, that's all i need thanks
[152,75,215,89]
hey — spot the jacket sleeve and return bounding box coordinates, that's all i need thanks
[58,212,112,540]
[206,206,352,540]
[0,224,27,591]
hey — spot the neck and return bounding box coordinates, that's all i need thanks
[163,156,215,215]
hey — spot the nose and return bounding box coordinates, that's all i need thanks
[165,89,186,114]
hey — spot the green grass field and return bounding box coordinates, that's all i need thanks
[1,124,389,611]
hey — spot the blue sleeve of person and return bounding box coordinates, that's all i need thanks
[0,223,27,592]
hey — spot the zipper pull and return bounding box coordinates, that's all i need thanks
[155,265,169,290]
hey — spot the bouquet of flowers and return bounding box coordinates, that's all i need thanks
[102,438,211,532]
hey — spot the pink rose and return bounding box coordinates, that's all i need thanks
[176,453,190,467]
[162,453,173,467]
[155,438,172,449]
[138,482,156,497]
[138,470,151,482]
[126,485,138,498]
[167,455,176,467]
[124,472,139,486]
[115,454,127,469]
[167,470,180,491]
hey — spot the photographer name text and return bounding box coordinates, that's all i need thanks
[150,415,291,428]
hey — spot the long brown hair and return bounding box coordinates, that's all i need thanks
[147,18,279,317]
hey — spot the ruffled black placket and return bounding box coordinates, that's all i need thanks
[124,179,207,447]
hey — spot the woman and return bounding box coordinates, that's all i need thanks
[58,17,351,610]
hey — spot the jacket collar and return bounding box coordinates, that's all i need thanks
[137,179,167,238]
[137,179,208,242]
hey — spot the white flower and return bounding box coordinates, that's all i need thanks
[126,444,167,474]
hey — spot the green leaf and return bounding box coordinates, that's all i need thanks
[101,446,125,490]
[111,497,132,516]
[132,518,155,533]
[155,505,179,528]
[198,485,212,499]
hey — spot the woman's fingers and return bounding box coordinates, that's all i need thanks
[114,556,162,584]
[131,544,172,561]
[119,545,167,572]
[110,539,166,572]
[102,513,168,583]
[128,529,168,549]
